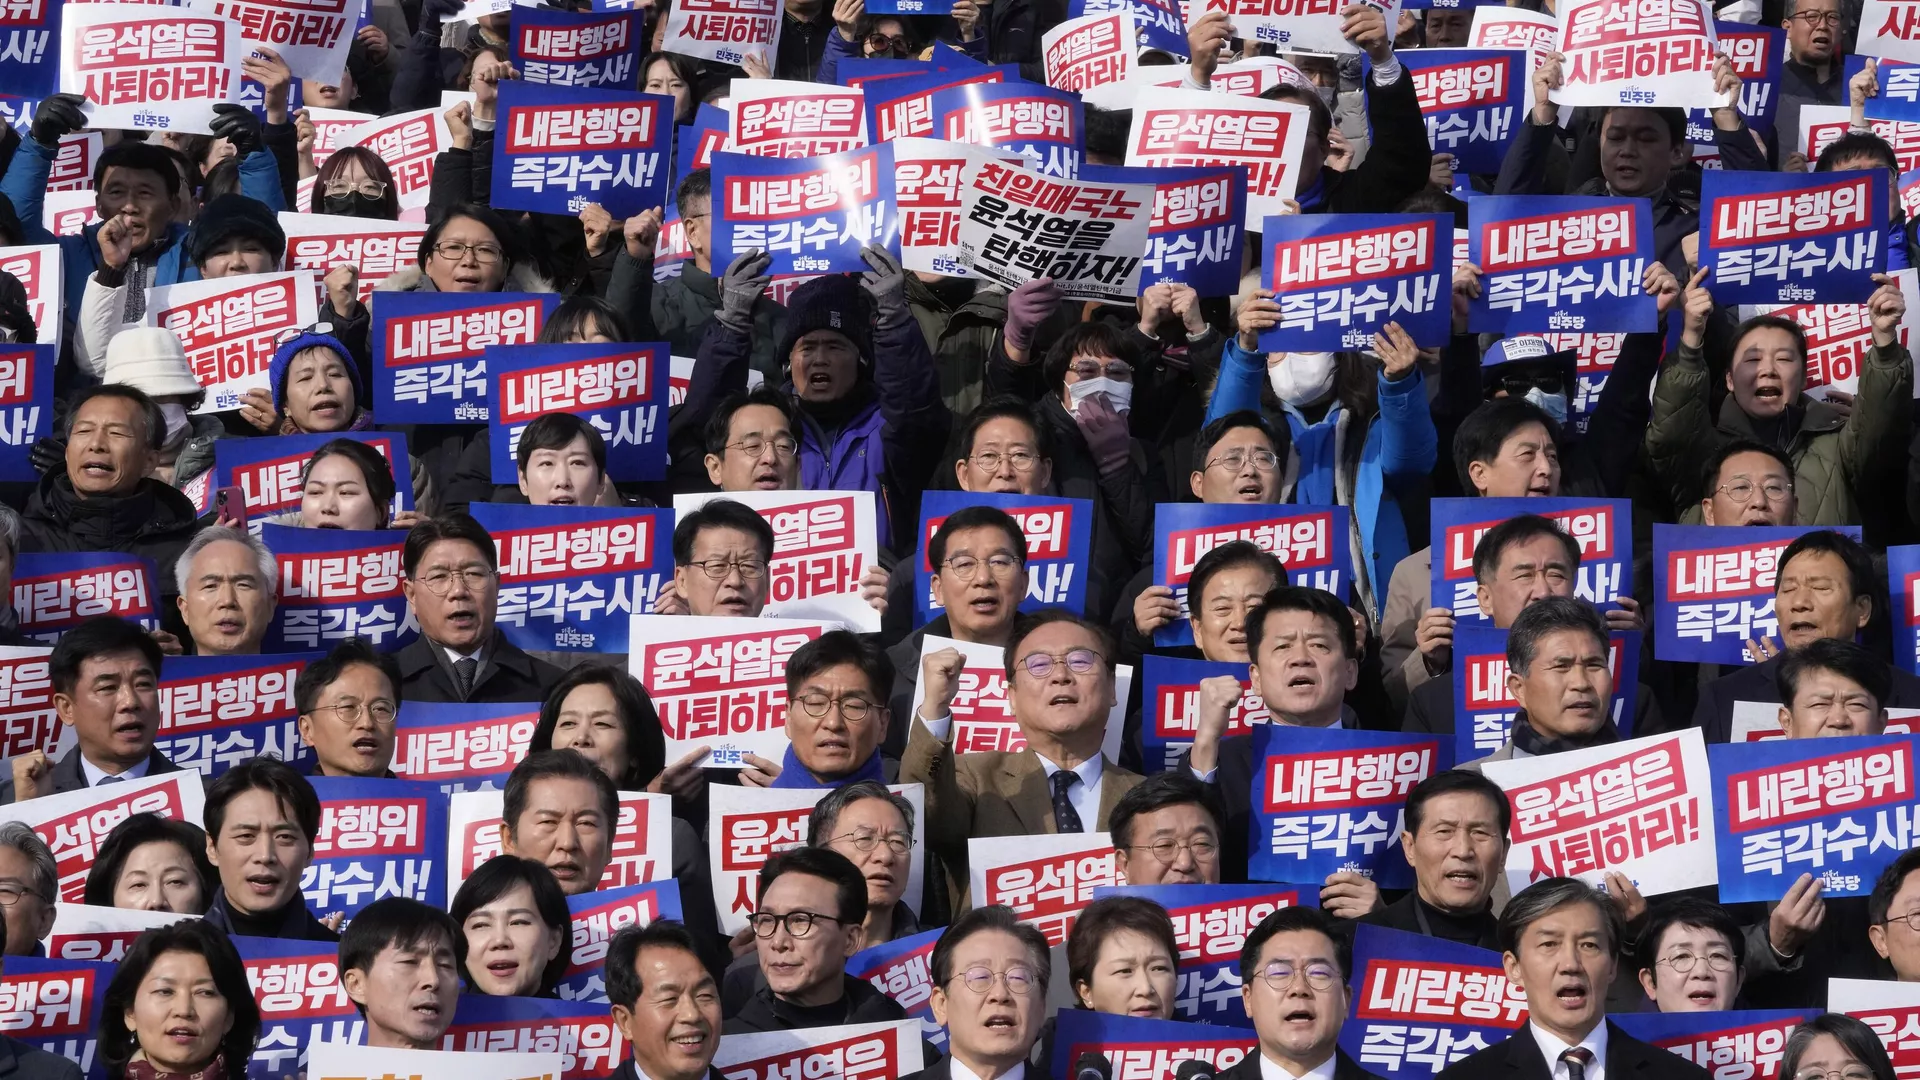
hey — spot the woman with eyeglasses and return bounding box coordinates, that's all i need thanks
[450,856,573,998]
[101,919,261,1080]
[1780,1015,1896,1080]
[308,146,400,220]
[1065,896,1179,1021]
[84,814,218,916]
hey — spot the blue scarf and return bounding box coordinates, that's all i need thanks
[1283,403,1342,506]
[769,744,887,788]
[1294,170,1329,213]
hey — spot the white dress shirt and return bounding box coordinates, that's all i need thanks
[81,753,152,787]
[1529,1020,1608,1080]
[949,1059,1025,1080]
[1259,1052,1340,1080]
[916,716,1103,831]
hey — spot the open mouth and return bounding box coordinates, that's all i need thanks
[113,718,148,740]
[1282,1007,1316,1024]
[981,1013,1018,1030]
[1555,982,1589,1010]
[752,468,783,488]
[165,1026,199,1044]
[968,596,1002,614]
[1286,674,1317,690]
[548,859,582,881]
[79,459,115,480]
[669,1029,709,1051]
[547,494,577,505]
[411,1001,442,1022]
[806,371,832,391]
[351,735,381,755]
[1236,479,1265,497]
[1443,868,1480,888]
[1047,692,1078,706]
[1686,988,1718,1005]
[244,872,281,897]
[487,960,520,979]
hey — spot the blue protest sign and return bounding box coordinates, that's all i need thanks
[305,777,450,917]
[1709,735,1920,902]
[676,102,729,182]
[1083,163,1246,297]
[510,7,642,88]
[1342,923,1527,1077]
[868,0,957,15]
[1868,58,1920,123]
[1453,626,1641,762]
[1700,169,1887,305]
[558,880,686,1002]
[914,491,1093,626]
[1612,1010,1819,1077]
[214,429,416,523]
[836,57,939,88]
[1139,655,1269,773]
[709,145,899,276]
[444,995,627,1072]
[239,75,305,122]
[371,290,559,424]
[13,552,159,642]
[235,936,364,1079]
[1069,0,1188,55]
[157,653,323,779]
[1097,883,1304,1024]
[931,80,1085,178]
[865,66,1015,141]
[1466,195,1657,333]
[0,955,112,1080]
[392,701,541,792]
[1652,524,1860,664]
[1400,49,1526,176]
[1261,213,1451,351]
[849,927,948,1052]
[1685,22,1783,137]
[1428,497,1632,624]
[0,346,52,482]
[1247,726,1449,886]
[492,80,673,218]
[1894,544,1920,676]
[469,504,673,653]
[258,524,418,654]
[1151,502,1355,647]
[487,342,668,482]
[1049,1010,1257,1080]
[0,2,59,99]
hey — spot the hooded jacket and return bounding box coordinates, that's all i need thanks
[19,473,203,594]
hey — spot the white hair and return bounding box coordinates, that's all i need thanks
[174,526,278,597]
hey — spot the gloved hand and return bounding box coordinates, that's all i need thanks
[859,244,909,327]
[29,94,87,150]
[209,104,262,155]
[1004,277,1061,357]
[28,434,65,478]
[1074,390,1131,477]
[716,250,772,334]
[421,0,465,28]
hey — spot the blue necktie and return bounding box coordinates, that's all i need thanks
[1050,770,1083,833]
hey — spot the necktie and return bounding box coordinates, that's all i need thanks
[454,656,479,700]
[1049,770,1083,833]
[96,774,123,786]
[1561,1046,1594,1080]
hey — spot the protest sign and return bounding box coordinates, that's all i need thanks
[342,107,451,212]
[1070,0,1188,56]
[493,81,672,218]
[237,936,361,1080]
[258,524,418,653]
[952,157,1153,301]
[1043,12,1137,109]
[676,103,730,183]
[1863,0,1920,64]
[143,271,319,414]
[1401,48,1527,176]
[1049,1011,1257,1080]
[442,997,626,1077]
[1429,497,1632,623]
[0,955,111,1080]
[189,0,355,82]
[659,0,780,66]
[391,702,540,792]
[1612,1010,1817,1080]
[1830,978,1920,1074]
[308,1041,565,1080]
[1184,0,1395,53]
[372,290,558,424]
[447,789,675,900]
[279,211,429,300]
[0,0,59,99]
[1465,196,1656,333]
[707,784,925,933]
[1343,923,1528,1078]
[0,772,205,901]
[0,648,64,777]
[61,6,240,133]
[557,880,684,1002]
[867,0,956,14]
[1139,655,1269,773]
[42,191,98,238]
[1709,735,1920,902]
[970,831,1125,945]
[1469,5,1556,67]
[1261,213,1452,351]
[712,1021,925,1080]
[303,777,449,918]
[0,246,62,355]
[628,615,829,767]
[1081,163,1246,297]
[906,636,1131,760]
[1481,728,1718,896]
[156,653,319,779]
[13,552,159,643]
[1746,269,1920,399]
[1538,331,1629,435]
[1688,21,1782,137]
[1453,627,1640,761]
[1151,502,1356,647]
[849,928,946,1051]
[487,342,668,482]
[1652,524,1859,664]
[1551,0,1720,108]
[1248,726,1446,886]
[865,66,1014,142]
[728,79,868,157]
[1701,169,1886,305]
[674,490,881,632]
[1127,55,1301,96]
[1098,883,1303,1025]
[709,145,898,276]
[216,431,414,524]
[895,137,1027,278]
[1897,545,1920,675]
[932,79,1085,179]
[47,132,101,193]
[510,6,640,87]
[1732,701,1919,742]
[1126,86,1308,227]
[0,346,52,482]
[45,904,189,964]
[305,107,369,180]
[915,490,1093,624]
[472,505,672,653]
[1802,103,1920,173]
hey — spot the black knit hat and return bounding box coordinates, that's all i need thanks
[186,193,286,267]
[774,274,873,372]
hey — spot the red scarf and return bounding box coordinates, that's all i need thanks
[124,1052,227,1080]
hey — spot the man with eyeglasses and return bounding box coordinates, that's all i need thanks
[1360,770,1507,950]
[296,639,402,778]
[395,514,562,704]
[1867,850,1920,984]
[0,823,56,956]
[746,631,893,789]
[725,846,908,1034]
[1634,899,1746,1013]
[902,904,1051,1080]
[1699,440,1799,527]
[703,387,801,493]
[173,527,277,657]
[656,498,890,622]
[1780,0,1846,152]
[1193,905,1381,1080]
[1110,772,1224,887]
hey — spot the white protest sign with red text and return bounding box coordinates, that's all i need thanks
[1832,977,1920,1075]
[48,133,102,193]
[307,1041,565,1080]
[713,1020,925,1080]
[1125,86,1310,228]
[1748,268,1920,399]
[342,108,451,213]
[1803,103,1920,173]
[908,635,1132,760]
[1470,6,1558,68]
[141,271,318,415]
[728,79,868,158]
[628,614,829,768]
[970,832,1127,946]
[1182,0,1395,54]
[673,490,881,632]
[895,138,1027,278]
[1481,729,1717,898]
[279,212,429,302]
[0,648,68,777]
[445,789,673,900]
[46,903,195,964]
[1129,56,1301,97]
[42,192,98,238]
[1863,1,1920,63]
[706,784,925,934]
[1043,12,1137,109]
[1728,701,1919,742]
[0,247,61,356]
[61,6,242,134]
[661,0,781,67]
[188,0,357,83]
[0,772,206,902]
[1552,0,1723,109]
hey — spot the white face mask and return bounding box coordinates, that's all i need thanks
[1067,376,1132,415]
[1524,386,1570,425]
[1269,352,1338,407]
[158,402,189,443]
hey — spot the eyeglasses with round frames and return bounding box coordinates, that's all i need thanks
[307,700,398,727]
[748,909,850,939]
[1716,478,1794,504]
[324,179,390,198]
[941,555,1022,581]
[829,830,913,855]
[950,964,1039,996]
[414,568,497,595]
[791,693,881,722]
[1132,835,1220,864]
[968,450,1039,473]
[727,436,799,460]
[1018,648,1104,680]
[1253,962,1340,992]
[1657,951,1736,974]
[1206,449,1280,472]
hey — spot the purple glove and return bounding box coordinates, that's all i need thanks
[1004,278,1062,356]
[1075,391,1131,477]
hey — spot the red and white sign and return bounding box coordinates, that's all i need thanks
[1043,12,1137,109]
[1832,977,1920,1076]
[46,903,193,964]
[60,6,241,134]
[445,789,673,900]
[0,647,68,776]
[712,1020,925,1080]
[1125,86,1310,228]
[188,0,356,83]
[279,211,428,302]
[143,271,318,415]
[1863,0,1920,64]
[1728,701,1919,742]
[908,635,1132,760]
[1749,268,1920,399]
[1470,5,1558,69]
[672,490,881,633]
[706,784,925,934]
[43,191,100,238]
[895,138,1026,279]
[342,108,451,213]
[1552,0,1722,108]
[1802,103,1920,173]
[0,772,207,902]
[1182,0,1396,54]
[628,614,829,767]
[48,132,102,193]
[970,831,1126,946]
[728,79,867,158]
[0,246,62,356]
[659,0,781,68]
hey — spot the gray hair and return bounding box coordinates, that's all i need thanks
[1506,595,1609,677]
[174,526,278,598]
[806,780,916,847]
[0,821,57,902]
[1497,876,1622,957]
[0,503,20,560]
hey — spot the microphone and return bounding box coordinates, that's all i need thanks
[1175,1060,1218,1080]
[1074,1051,1114,1080]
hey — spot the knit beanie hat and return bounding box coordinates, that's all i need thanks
[773,274,873,374]
[269,331,364,414]
[186,194,287,268]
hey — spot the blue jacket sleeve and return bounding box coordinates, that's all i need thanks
[237,149,286,212]
[1,137,55,245]
[1373,367,1437,482]
[1205,337,1266,424]
[818,28,859,86]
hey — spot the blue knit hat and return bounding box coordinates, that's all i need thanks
[268,332,363,414]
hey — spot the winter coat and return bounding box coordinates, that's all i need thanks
[19,474,203,596]
[652,263,787,382]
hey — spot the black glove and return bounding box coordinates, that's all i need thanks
[209,104,262,155]
[29,93,87,149]
[421,0,465,28]
[29,434,64,478]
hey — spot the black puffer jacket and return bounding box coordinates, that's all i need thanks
[19,474,202,596]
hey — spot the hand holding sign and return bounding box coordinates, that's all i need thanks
[1188,10,1233,86]
[1872,272,1909,343]
[1857,58,1882,114]
[1769,871,1827,956]
[1531,50,1564,125]
[30,94,87,150]
[717,250,773,333]
[1646,260,1682,316]
[920,645,966,722]
[1134,585,1182,637]
[1341,2,1394,63]
[1373,320,1419,380]
[1681,267,1714,348]
[1710,52,1744,131]
[1236,289,1279,350]
[1416,606,1455,673]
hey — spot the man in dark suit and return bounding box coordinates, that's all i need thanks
[901,904,1051,1080]
[0,616,184,804]
[394,513,562,704]
[602,919,727,1080]
[1435,877,1711,1080]
[1358,770,1507,951]
[0,907,83,1079]
[1202,906,1382,1080]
